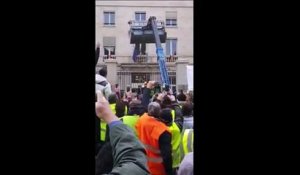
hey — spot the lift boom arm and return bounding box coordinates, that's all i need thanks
[149,16,170,86]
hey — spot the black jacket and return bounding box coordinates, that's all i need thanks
[159,131,173,175]
[142,88,152,109]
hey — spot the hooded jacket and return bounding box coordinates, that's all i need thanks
[96,74,112,100]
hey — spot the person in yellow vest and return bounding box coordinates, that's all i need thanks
[115,100,126,118]
[181,102,194,131]
[108,93,118,114]
[95,90,150,175]
[157,93,183,123]
[100,93,127,143]
[120,99,146,137]
[100,118,109,143]
[160,95,183,174]
[180,129,194,161]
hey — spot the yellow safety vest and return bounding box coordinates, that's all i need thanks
[100,103,116,142]
[109,103,116,115]
[110,103,128,115]
[103,103,127,141]
[171,106,181,121]
[168,122,181,168]
[121,115,139,136]
[180,129,194,160]
[171,110,175,122]
[100,119,107,141]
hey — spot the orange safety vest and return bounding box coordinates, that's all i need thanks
[136,113,170,175]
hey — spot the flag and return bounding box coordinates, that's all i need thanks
[132,43,140,62]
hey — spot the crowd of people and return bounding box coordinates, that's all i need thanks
[95,67,194,175]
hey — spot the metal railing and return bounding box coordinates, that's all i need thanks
[135,55,148,63]
[100,55,182,63]
[165,55,178,62]
[103,55,116,60]
[129,20,165,29]
[117,71,176,91]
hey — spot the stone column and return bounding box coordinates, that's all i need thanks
[175,58,189,92]
[105,59,118,86]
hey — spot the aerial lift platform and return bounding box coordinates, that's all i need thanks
[128,16,170,87]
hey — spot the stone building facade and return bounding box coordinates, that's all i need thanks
[96,0,193,92]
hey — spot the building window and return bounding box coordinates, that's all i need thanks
[104,46,115,56]
[166,39,177,56]
[166,19,177,26]
[135,12,146,21]
[170,76,176,85]
[169,72,176,85]
[166,11,177,27]
[104,11,115,25]
[132,73,150,83]
[103,37,116,57]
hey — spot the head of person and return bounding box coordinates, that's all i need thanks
[161,95,172,109]
[115,100,126,118]
[128,100,145,116]
[131,88,136,93]
[147,102,161,118]
[155,93,164,106]
[182,102,193,116]
[108,93,117,104]
[115,84,119,88]
[152,93,160,102]
[187,91,193,103]
[177,90,187,101]
[99,67,107,77]
[120,90,125,100]
[95,142,113,175]
[159,108,173,126]
[126,86,131,92]
[143,81,147,88]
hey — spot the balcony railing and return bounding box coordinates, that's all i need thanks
[101,55,179,63]
[165,55,178,62]
[129,20,165,30]
[135,55,148,63]
[103,55,116,61]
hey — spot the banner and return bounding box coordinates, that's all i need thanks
[186,65,193,91]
